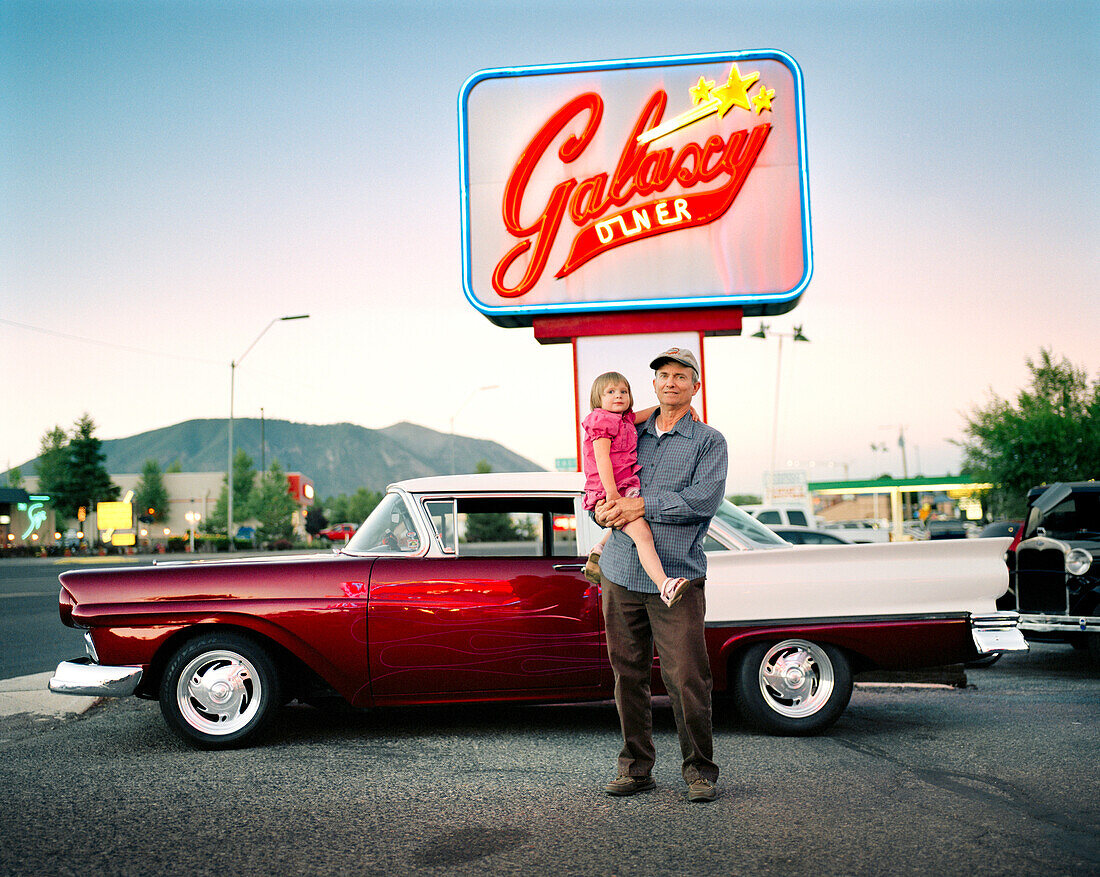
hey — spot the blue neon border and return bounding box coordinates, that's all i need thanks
[458,49,812,319]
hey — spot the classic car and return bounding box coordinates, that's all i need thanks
[318,522,358,543]
[821,520,892,543]
[49,472,1025,749]
[1006,481,1099,659]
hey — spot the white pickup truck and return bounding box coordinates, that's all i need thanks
[741,504,817,529]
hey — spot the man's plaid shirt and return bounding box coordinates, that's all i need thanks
[600,411,728,593]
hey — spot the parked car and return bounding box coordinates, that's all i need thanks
[318,522,358,542]
[49,472,1024,748]
[767,525,854,546]
[741,504,817,528]
[1006,482,1099,659]
[924,518,969,540]
[821,520,892,543]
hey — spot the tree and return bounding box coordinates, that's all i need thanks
[304,504,328,537]
[463,511,523,543]
[253,460,296,544]
[36,426,70,510]
[6,466,23,488]
[206,449,258,534]
[134,459,170,522]
[59,414,119,521]
[957,349,1100,518]
[325,488,384,525]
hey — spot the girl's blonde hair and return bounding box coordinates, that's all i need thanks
[590,371,633,410]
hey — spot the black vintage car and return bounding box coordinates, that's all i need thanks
[1007,482,1100,660]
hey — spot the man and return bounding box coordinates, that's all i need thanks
[595,347,727,803]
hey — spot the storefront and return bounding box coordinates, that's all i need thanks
[0,487,56,550]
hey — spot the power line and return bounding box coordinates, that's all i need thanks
[0,317,223,365]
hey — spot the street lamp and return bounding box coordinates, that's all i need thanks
[185,510,201,553]
[450,385,500,473]
[228,314,309,550]
[752,323,810,481]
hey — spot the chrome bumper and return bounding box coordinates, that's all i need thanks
[48,658,144,697]
[970,612,1029,655]
[1018,614,1100,634]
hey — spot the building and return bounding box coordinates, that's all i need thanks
[14,471,314,548]
[0,487,58,549]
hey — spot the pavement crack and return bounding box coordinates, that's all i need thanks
[830,735,1100,861]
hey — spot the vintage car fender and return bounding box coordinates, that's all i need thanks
[56,559,375,705]
[703,537,1012,622]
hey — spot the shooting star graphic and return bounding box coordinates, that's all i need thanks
[637,63,762,145]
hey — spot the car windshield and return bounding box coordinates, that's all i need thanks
[714,500,789,548]
[342,492,423,555]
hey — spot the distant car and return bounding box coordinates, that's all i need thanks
[768,525,854,546]
[822,520,891,543]
[741,505,817,528]
[48,472,1025,748]
[319,522,358,542]
[980,521,1023,539]
[925,519,969,540]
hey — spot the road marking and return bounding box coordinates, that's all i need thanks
[54,556,142,565]
[0,591,55,599]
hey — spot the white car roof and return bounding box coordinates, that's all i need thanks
[391,471,584,494]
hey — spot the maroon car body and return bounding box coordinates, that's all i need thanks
[49,472,1025,748]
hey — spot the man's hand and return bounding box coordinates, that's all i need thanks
[595,496,645,529]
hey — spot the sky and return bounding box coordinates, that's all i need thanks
[2,0,1097,495]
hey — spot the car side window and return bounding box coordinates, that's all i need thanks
[453,497,577,558]
[703,533,730,551]
[425,499,457,554]
[757,510,781,524]
[787,511,808,526]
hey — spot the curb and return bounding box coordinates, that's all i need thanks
[0,671,100,719]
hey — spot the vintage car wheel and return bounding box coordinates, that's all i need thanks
[159,633,282,749]
[734,638,852,736]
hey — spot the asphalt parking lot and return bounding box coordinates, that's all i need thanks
[0,642,1097,877]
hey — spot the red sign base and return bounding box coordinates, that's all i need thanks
[533,307,742,344]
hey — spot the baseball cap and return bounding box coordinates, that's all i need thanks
[649,347,700,377]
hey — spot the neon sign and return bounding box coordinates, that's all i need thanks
[460,51,811,326]
[17,496,50,540]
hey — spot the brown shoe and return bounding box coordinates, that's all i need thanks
[583,551,602,584]
[687,778,717,802]
[605,773,656,796]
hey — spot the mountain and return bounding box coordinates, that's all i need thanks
[10,419,544,497]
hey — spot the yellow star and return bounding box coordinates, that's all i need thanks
[690,76,716,105]
[752,86,776,114]
[711,63,760,116]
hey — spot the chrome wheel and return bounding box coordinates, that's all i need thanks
[176,649,262,735]
[757,638,834,718]
[735,638,852,735]
[160,633,281,748]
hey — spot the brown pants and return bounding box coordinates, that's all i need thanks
[601,577,718,784]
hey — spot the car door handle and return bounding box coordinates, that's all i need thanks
[553,564,585,571]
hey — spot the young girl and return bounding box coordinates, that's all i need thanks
[581,371,688,607]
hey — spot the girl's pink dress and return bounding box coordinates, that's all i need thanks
[581,408,642,511]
